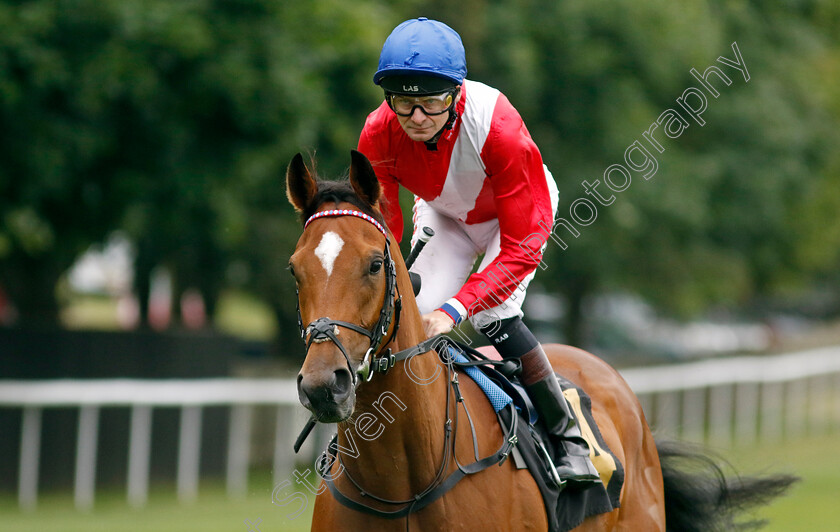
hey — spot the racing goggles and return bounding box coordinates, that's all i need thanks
[386,90,456,117]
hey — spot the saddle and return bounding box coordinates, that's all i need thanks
[449,341,624,532]
[304,337,624,531]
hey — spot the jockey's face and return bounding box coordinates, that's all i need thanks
[395,90,461,142]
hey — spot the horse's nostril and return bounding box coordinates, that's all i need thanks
[333,369,353,399]
[297,369,353,411]
[296,373,312,408]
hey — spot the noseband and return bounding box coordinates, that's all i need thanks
[296,209,402,386]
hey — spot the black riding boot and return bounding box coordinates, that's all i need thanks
[481,318,600,485]
[523,344,601,484]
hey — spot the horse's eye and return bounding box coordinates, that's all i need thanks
[288,264,296,277]
[369,260,383,274]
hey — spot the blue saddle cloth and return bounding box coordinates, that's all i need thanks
[449,348,511,412]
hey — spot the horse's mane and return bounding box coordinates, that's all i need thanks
[299,179,386,227]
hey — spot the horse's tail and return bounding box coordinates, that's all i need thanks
[656,439,798,532]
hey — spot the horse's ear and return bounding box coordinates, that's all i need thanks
[286,153,318,213]
[349,150,381,207]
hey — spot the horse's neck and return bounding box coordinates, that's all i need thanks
[337,345,448,495]
[335,268,450,494]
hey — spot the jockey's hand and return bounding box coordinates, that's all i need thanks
[422,310,455,338]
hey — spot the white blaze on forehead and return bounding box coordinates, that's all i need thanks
[314,231,344,277]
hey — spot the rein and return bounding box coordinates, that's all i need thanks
[318,335,519,520]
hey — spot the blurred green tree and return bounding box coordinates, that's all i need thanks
[2,0,839,353]
[0,0,393,341]
[472,0,840,344]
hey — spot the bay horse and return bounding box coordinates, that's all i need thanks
[286,150,795,531]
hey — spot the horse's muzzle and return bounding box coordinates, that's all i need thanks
[297,367,355,422]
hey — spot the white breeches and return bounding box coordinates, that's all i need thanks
[408,166,559,330]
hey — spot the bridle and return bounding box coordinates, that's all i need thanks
[296,209,402,386]
[293,208,521,524]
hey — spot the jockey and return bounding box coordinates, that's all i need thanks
[358,17,599,485]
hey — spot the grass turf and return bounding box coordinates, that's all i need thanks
[1,434,836,531]
[0,473,314,532]
[723,432,840,531]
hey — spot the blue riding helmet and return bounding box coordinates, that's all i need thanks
[374,17,467,93]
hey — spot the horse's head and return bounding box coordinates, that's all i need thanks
[286,150,399,422]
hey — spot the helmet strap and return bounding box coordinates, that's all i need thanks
[423,98,460,151]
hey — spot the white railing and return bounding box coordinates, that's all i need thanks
[0,378,321,511]
[2,344,839,511]
[621,344,840,445]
